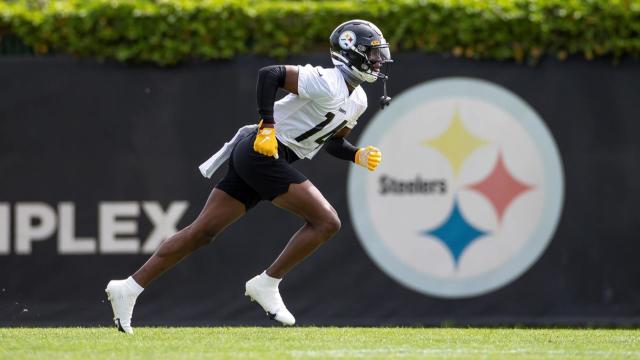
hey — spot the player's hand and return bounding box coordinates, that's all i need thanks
[355,146,382,171]
[253,120,279,159]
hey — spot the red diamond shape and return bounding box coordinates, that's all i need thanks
[467,151,534,223]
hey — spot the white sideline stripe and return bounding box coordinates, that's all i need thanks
[289,348,640,358]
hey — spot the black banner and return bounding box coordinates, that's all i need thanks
[1,54,639,326]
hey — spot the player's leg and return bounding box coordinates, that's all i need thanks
[267,180,340,278]
[244,180,340,326]
[106,187,247,334]
[232,132,340,325]
[132,188,246,287]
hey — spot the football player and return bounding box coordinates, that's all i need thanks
[106,19,392,333]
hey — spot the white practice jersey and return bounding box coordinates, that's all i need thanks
[274,64,368,159]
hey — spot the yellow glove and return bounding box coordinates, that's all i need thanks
[355,146,382,171]
[253,120,279,159]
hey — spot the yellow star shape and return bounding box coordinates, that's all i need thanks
[422,108,488,176]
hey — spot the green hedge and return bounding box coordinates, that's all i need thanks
[0,0,251,63]
[1,0,639,65]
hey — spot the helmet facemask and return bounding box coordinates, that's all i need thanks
[354,44,393,82]
[331,42,392,84]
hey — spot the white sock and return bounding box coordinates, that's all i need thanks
[260,271,282,288]
[125,276,144,296]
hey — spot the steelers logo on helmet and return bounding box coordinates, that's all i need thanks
[338,31,357,50]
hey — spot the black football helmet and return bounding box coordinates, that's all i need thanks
[330,19,392,83]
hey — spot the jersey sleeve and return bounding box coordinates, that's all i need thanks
[346,88,368,129]
[297,64,332,101]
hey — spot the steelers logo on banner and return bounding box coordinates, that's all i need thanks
[348,77,564,298]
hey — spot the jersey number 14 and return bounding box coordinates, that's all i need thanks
[294,112,347,146]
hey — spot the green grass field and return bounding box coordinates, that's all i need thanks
[1,327,638,359]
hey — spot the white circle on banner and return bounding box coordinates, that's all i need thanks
[348,77,564,298]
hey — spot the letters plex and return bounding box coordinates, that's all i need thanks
[0,201,189,255]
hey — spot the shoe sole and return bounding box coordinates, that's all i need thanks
[115,318,126,333]
[244,289,292,325]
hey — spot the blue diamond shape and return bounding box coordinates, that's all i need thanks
[423,200,487,266]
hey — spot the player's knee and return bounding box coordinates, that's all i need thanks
[315,212,341,238]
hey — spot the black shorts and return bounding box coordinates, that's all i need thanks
[215,132,307,210]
